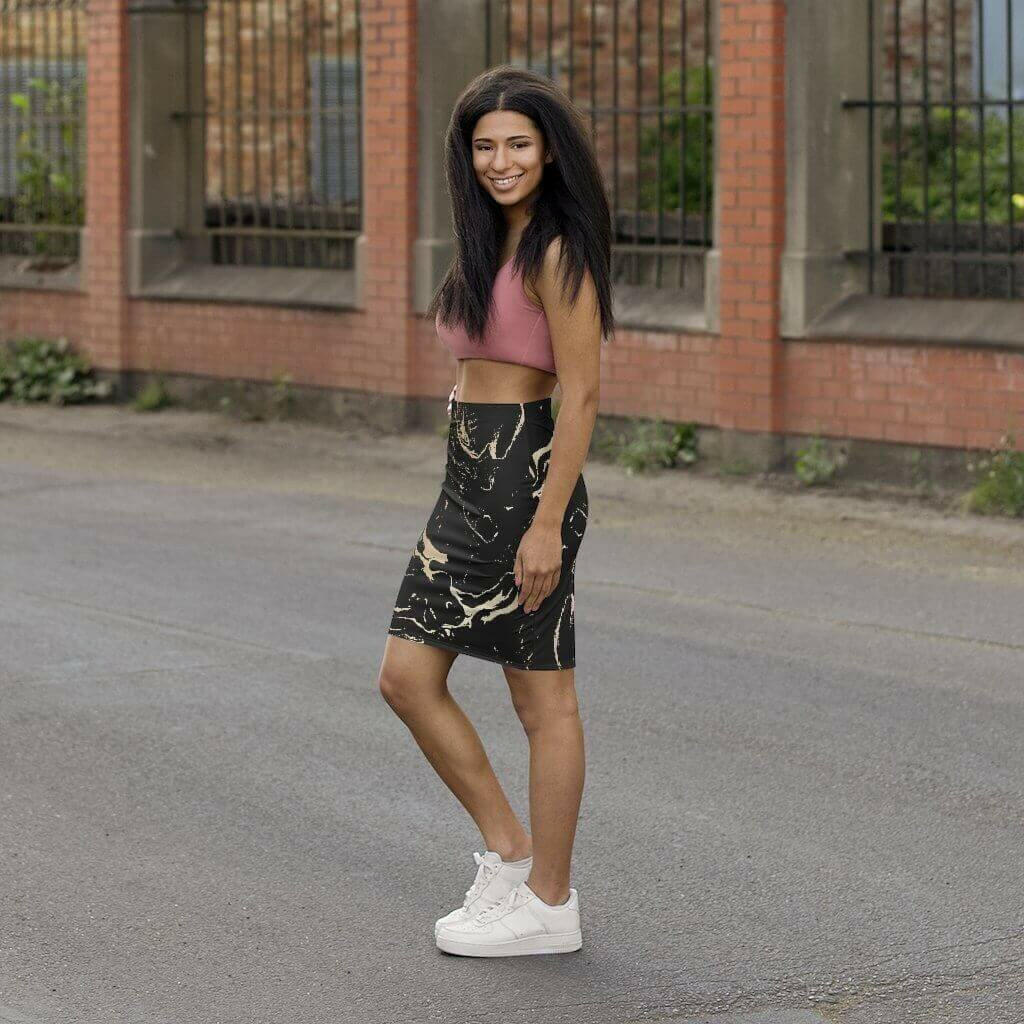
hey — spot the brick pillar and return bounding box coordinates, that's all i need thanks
[82,0,130,372]
[715,0,786,435]
[358,0,419,398]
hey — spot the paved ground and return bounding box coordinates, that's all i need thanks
[1,403,1022,1024]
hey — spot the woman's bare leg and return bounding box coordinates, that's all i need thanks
[378,635,532,861]
[502,665,585,907]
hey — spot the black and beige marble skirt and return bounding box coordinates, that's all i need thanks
[388,396,588,670]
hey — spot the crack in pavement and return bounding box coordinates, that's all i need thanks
[585,577,1024,654]
[10,588,328,660]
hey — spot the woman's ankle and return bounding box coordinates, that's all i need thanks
[489,837,533,862]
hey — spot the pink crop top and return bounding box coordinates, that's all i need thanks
[434,259,555,375]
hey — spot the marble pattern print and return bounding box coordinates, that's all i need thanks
[388,396,588,671]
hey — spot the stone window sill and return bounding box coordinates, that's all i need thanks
[802,293,1024,351]
[0,255,82,293]
[612,284,709,334]
[133,263,359,310]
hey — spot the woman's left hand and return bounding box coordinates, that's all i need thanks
[514,520,563,613]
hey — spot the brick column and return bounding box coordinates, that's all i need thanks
[715,0,786,435]
[82,0,130,373]
[357,0,419,398]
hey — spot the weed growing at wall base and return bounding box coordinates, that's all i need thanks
[270,371,295,420]
[965,434,1024,518]
[0,337,112,405]
[594,417,699,475]
[794,435,847,486]
[132,376,172,412]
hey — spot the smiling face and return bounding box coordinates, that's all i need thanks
[471,109,552,219]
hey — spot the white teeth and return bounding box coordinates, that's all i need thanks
[492,175,521,186]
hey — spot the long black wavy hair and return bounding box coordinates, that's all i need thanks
[427,65,615,345]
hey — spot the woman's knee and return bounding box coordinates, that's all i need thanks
[378,639,452,715]
[378,664,429,716]
[377,663,410,712]
[510,684,580,736]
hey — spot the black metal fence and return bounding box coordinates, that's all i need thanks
[845,0,1024,299]
[486,0,714,296]
[0,0,87,267]
[178,0,362,270]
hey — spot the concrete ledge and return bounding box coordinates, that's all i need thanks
[111,370,420,432]
[133,263,359,310]
[781,431,975,490]
[101,369,985,491]
[613,283,709,334]
[0,254,82,294]
[802,293,1024,350]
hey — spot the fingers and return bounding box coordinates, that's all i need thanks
[518,569,542,613]
[518,567,561,614]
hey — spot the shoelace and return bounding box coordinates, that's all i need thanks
[461,852,500,909]
[473,883,530,925]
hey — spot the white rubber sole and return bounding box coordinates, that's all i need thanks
[436,928,583,957]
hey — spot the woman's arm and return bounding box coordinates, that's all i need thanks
[515,238,602,615]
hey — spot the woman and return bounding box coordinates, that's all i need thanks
[379,64,614,957]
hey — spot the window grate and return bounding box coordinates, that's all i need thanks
[486,0,714,295]
[173,0,363,270]
[843,0,1024,300]
[0,1,87,267]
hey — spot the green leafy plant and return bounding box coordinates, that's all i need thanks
[269,371,295,420]
[0,336,112,405]
[965,434,1024,518]
[794,435,846,486]
[881,93,1024,224]
[10,76,85,263]
[907,448,935,497]
[597,417,699,475]
[133,376,172,412]
[637,64,715,217]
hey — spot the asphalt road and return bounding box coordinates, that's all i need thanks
[1,404,1022,1024]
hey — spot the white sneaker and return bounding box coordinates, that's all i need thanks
[435,880,582,957]
[434,850,533,938]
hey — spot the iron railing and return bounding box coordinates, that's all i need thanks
[844,0,1024,299]
[0,0,87,267]
[486,0,714,296]
[174,0,362,270]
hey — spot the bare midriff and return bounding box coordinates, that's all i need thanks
[454,358,557,404]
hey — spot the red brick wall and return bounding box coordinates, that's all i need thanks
[82,0,129,372]
[784,342,1024,451]
[2,0,417,401]
[1,0,1022,455]
[714,0,786,434]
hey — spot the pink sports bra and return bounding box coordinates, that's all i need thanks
[434,259,555,375]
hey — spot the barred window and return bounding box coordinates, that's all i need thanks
[0,1,87,267]
[196,1,362,269]
[845,0,1024,299]
[487,1,714,297]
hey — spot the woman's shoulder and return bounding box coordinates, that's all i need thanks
[521,237,566,306]
[539,235,567,271]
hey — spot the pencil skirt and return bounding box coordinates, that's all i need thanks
[387,395,588,670]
